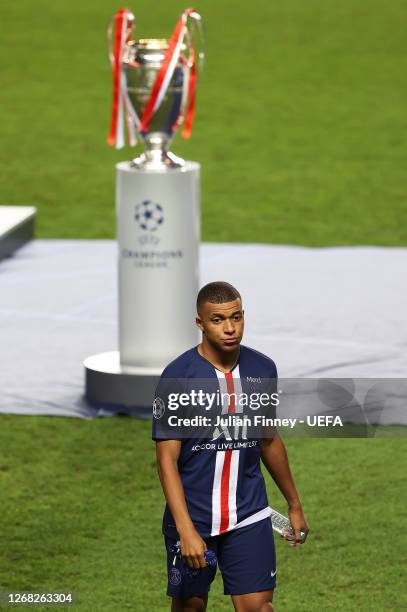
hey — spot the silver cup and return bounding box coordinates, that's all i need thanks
[108,11,204,170]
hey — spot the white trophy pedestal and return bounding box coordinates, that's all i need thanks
[84,160,200,414]
[84,351,161,417]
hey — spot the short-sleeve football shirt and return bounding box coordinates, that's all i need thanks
[152,345,278,538]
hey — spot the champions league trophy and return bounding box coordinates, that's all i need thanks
[84,8,204,412]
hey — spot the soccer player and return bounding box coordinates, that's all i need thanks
[153,282,309,612]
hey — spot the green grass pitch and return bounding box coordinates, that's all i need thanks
[1,0,406,245]
[0,416,405,611]
[1,1,406,610]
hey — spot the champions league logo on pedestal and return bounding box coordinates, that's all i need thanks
[134,201,164,232]
[84,7,204,414]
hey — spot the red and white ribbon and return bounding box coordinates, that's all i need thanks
[107,8,137,149]
[139,8,202,139]
[180,45,197,139]
[107,7,202,148]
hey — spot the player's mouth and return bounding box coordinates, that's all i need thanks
[223,338,239,345]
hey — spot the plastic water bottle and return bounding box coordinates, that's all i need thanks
[270,508,305,542]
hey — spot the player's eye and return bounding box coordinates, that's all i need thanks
[212,318,221,323]
[233,314,241,321]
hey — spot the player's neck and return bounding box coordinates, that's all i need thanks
[197,341,240,373]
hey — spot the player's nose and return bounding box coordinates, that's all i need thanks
[224,319,235,333]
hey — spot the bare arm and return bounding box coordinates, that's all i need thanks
[260,431,309,545]
[156,440,207,568]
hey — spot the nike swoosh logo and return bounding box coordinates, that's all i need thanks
[271,570,277,577]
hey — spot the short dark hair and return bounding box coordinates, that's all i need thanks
[197,282,241,313]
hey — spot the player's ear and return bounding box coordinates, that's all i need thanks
[195,316,204,332]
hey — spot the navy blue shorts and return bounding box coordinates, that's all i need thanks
[165,518,276,598]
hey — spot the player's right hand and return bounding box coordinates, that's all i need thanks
[179,526,208,569]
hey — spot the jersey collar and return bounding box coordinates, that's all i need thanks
[194,345,241,374]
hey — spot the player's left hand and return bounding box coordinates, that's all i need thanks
[286,505,309,547]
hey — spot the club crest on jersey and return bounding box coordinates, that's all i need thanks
[169,567,182,585]
[153,397,166,419]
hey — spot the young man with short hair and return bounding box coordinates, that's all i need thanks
[153,281,309,612]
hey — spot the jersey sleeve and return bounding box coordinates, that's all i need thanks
[268,360,278,399]
[261,361,278,439]
[151,374,184,441]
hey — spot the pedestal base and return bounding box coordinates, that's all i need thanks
[84,351,161,417]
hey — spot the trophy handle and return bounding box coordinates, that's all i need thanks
[107,9,137,148]
[107,10,135,67]
[107,16,115,66]
[185,10,204,73]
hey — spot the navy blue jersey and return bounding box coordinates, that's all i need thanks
[152,345,277,538]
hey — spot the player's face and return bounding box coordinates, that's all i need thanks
[196,299,244,352]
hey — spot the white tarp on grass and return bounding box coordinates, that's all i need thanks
[0,240,405,421]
